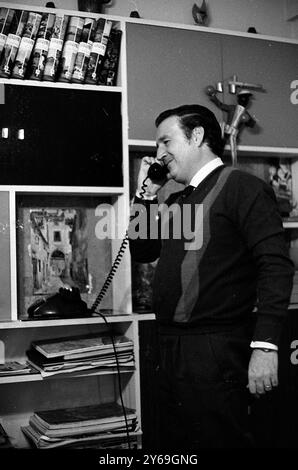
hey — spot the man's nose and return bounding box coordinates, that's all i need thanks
[156,147,166,162]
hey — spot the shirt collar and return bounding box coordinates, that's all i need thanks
[189,158,224,188]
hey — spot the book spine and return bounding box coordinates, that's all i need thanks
[11,11,42,79]
[85,18,112,85]
[98,29,122,86]
[72,17,95,84]
[0,10,29,78]
[43,14,69,82]
[0,7,15,57]
[29,12,56,81]
[58,16,84,83]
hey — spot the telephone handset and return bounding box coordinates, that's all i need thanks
[139,162,168,199]
[27,162,167,319]
[147,162,168,182]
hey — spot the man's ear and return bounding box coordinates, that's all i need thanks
[192,126,204,146]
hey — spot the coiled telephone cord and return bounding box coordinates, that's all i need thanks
[139,176,149,199]
[89,232,131,448]
[90,231,129,313]
[88,179,149,449]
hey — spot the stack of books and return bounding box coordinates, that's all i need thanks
[0,361,37,377]
[26,332,134,377]
[22,402,138,449]
[0,6,122,85]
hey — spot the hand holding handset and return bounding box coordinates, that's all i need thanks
[137,156,168,199]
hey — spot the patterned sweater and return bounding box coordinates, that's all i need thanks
[129,166,294,344]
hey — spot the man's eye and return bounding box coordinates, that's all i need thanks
[164,140,170,145]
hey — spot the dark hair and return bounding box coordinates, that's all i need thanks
[155,104,224,157]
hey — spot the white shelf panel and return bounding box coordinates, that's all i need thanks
[132,313,156,320]
[0,77,122,93]
[0,186,124,195]
[225,145,298,158]
[0,367,134,384]
[0,314,134,329]
[129,139,156,151]
[0,373,42,384]
[0,313,155,329]
[129,139,298,158]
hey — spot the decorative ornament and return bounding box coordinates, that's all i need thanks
[269,159,294,217]
[192,1,209,26]
[129,0,141,18]
[205,83,262,166]
[247,26,258,34]
[77,0,111,14]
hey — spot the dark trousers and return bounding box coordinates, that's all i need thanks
[156,324,255,449]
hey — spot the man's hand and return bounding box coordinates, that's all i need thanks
[137,156,167,198]
[248,349,278,396]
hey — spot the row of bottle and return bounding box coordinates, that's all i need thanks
[0,8,113,84]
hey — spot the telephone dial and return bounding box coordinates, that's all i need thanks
[27,163,168,319]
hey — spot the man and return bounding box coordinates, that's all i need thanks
[129,104,294,448]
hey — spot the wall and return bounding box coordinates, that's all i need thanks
[11,0,298,39]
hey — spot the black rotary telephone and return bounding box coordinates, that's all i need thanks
[27,287,89,319]
[27,163,168,319]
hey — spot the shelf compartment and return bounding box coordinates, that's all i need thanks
[13,193,130,321]
[0,372,136,448]
[0,84,123,187]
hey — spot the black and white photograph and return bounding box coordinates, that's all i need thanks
[0,0,298,464]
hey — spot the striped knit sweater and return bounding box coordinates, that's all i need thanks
[129,165,294,345]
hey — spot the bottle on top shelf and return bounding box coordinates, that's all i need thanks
[0,10,29,78]
[11,11,42,79]
[29,12,56,81]
[57,16,84,83]
[85,18,112,85]
[72,17,95,83]
[43,13,69,82]
[0,7,15,56]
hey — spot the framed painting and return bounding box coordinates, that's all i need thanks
[16,195,114,319]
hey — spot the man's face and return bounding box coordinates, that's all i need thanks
[155,116,199,184]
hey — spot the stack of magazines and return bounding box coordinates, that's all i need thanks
[22,402,138,449]
[26,333,134,377]
[0,361,37,376]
